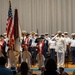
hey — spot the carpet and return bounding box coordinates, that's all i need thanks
[30,68,75,72]
[59,68,75,72]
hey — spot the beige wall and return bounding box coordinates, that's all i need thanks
[0,0,75,37]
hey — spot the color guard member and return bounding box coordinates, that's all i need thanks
[22,45,31,67]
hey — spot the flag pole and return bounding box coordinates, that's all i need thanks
[9,0,11,6]
[36,28,38,34]
[9,0,11,2]
[9,0,11,3]
[1,21,2,35]
[18,14,22,63]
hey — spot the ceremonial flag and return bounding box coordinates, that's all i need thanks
[14,9,22,51]
[14,9,19,40]
[6,0,14,39]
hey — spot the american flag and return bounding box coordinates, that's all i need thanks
[6,1,14,39]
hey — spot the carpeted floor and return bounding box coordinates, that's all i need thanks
[30,62,75,74]
[30,68,75,75]
[31,68,75,72]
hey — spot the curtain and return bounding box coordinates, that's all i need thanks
[0,0,75,37]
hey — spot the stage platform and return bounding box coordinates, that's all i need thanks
[30,62,75,75]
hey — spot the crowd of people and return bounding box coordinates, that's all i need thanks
[0,30,75,75]
[0,56,70,75]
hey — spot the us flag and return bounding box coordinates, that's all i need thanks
[6,1,14,39]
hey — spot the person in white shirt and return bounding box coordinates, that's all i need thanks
[70,33,75,64]
[53,31,66,68]
[29,31,37,65]
[44,33,50,42]
[64,32,70,63]
[3,33,9,53]
[21,30,26,41]
[48,34,56,60]
[21,30,26,51]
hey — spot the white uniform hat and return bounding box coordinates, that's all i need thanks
[45,33,48,35]
[4,33,7,36]
[4,33,7,35]
[31,31,35,34]
[64,32,68,34]
[51,34,54,37]
[22,30,26,33]
[71,33,75,36]
[62,33,64,36]
[57,31,62,34]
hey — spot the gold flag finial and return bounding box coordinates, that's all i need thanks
[9,0,12,3]
[9,0,11,1]
[9,0,11,6]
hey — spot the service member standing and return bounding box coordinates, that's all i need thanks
[70,33,75,64]
[53,31,66,68]
[64,32,70,63]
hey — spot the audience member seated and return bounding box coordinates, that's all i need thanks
[16,62,32,75]
[0,56,13,75]
[72,69,75,75]
[41,58,59,75]
[58,67,68,75]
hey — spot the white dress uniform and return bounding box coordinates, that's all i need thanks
[70,38,75,64]
[55,37,66,68]
[64,37,70,55]
[64,37,70,46]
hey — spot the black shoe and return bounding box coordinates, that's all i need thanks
[38,68,41,70]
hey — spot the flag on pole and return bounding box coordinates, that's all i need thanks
[14,9,22,63]
[6,0,14,39]
[14,9,19,40]
[14,9,22,51]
